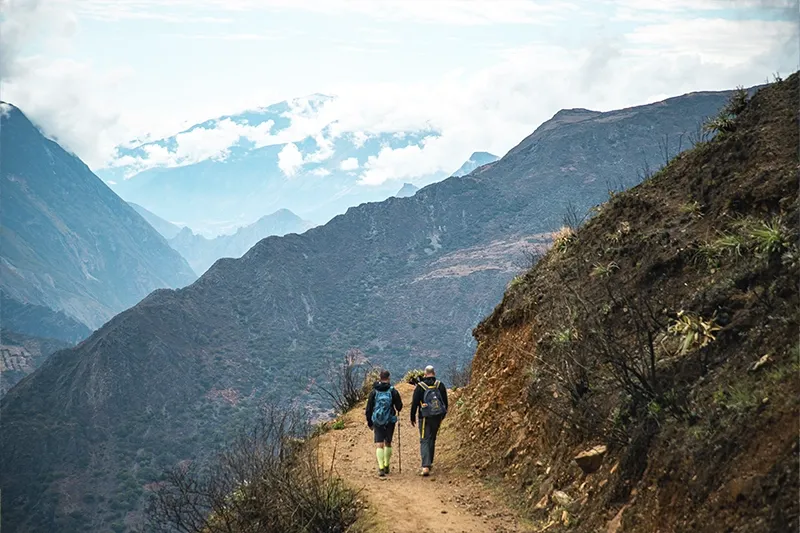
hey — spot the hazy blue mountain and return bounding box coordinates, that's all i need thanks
[0,291,91,343]
[99,95,446,234]
[394,183,419,198]
[128,202,183,239]
[451,151,499,177]
[168,209,315,273]
[0,85,740,532]
[0,103,197,330]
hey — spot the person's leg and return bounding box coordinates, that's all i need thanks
[383,423,396,473]
[374,427,386,475]
[419,417,433,473]
[428,415,443,466]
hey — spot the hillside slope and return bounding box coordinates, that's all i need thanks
[0,104,197,330]
[0,329,71,397]
[0,290,91,343]
[456,76,799,532]
[0,87,736,532]
[128,202,183,239]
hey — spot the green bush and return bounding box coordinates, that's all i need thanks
[402,369,425,385]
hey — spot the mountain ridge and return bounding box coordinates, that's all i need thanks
[168,208,314,273]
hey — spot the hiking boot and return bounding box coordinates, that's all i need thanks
[382,465,390,475]
[378,468,385,477]
[421,467,430,477]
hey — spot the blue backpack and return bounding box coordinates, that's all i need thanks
[371,387,396,426]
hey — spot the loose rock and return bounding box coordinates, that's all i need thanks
[575,445,608,474]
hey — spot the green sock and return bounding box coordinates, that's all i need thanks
[383,446,392,468]
[376,448,385,469]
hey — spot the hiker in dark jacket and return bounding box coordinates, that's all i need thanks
[410,365,448,476]
[365,370,403,476]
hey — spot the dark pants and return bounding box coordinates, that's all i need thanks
[373,422,396,444]
[418,415,443,468]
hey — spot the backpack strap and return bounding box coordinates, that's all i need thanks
[418,381,429,390]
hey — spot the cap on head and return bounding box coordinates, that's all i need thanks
[424,365,435,376]
[379,370,391,381]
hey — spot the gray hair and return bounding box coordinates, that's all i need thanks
[424,365,435,375]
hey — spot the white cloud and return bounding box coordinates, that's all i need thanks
[4,0,796,183]
[75,0,579,26]
[311,167,331,177]
[277,142,304,176]
[304,133,335,163]
[339,157,359,171]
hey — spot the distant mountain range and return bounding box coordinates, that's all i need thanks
[0,103,196,331]
[98,95,448,234]
[168,209,315,273]
[451,151,499,177]
[0,86,739,532]
[395,183,419,197]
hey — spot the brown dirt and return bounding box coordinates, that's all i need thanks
[317,383,537,533]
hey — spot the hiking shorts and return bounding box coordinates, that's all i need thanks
[373,422,396,444]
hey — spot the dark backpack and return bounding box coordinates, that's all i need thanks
[419,381,447,417]
[371,387,396,426]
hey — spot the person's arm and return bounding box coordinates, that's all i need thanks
[365,390,375,427]
[393,388,403,412]
[440,382,449,417]
[410,385,421,425]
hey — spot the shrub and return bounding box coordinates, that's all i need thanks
[742,217,792,258]
[507,275,524,290]
[402,369,425,385]
[704,86,749,135]
[553,226,576,253]
[445,359,472,389]
[316,349,372,415]
[331,419,345,430]
[147,409,361,533]
[668,311,721,355]
[590,262,619,279]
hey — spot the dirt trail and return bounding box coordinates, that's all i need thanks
[317,383,533,533]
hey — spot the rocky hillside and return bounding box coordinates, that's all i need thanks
[0,104,197,330]
[0,329,71,397]
[0,290,91,343]
[168,209,314,274]
[456,75,798,532]
[0,87,738,532]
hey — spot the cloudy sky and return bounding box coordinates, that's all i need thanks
[1,0,798,184]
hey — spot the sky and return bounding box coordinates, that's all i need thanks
[1,0,798,185]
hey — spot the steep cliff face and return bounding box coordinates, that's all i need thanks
[0,88,737,532]
[457,76,799,532]
[0,104,196,330]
